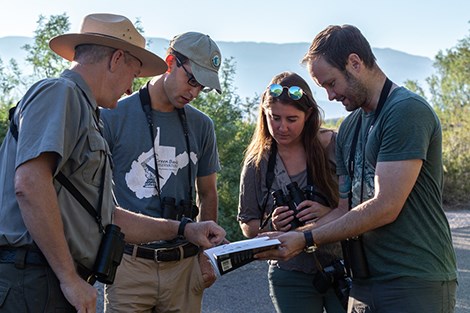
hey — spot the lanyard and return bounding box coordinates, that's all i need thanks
[348,78,392,208]
[138,83,194,203]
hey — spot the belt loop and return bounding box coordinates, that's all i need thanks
[132,245,138,260]
[14,248,27,269]
[178,245,184,261]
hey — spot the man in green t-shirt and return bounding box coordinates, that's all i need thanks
[257,24,457,313]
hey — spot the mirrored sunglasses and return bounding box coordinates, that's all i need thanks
[268,84,304,100]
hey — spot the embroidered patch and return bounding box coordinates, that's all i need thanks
[211,54,221,69]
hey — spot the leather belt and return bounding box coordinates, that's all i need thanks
[124,243,200,262]
[0,246,48,268]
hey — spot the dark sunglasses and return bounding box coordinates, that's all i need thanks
[268,84,304,100]
[174,56,210,92]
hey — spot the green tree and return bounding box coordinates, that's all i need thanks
[191,57,257,241]
[0,57,23,140]
[0,13,150,142]
[23,14,70,79]
[426,26,470,207]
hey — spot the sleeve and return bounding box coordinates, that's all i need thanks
[196,116,221,177]
[237,160,263,223]
[377,97,438,162]
[15,79,82,169]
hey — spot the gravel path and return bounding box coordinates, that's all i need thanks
[96,210,470,313]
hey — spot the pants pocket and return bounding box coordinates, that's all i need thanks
[0,279,11,307]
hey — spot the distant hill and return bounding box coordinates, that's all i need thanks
[0,36,435,119]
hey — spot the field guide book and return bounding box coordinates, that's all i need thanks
[203,236,280,276]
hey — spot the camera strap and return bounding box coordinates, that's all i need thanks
[259,142,277,230]
[259,142,321,230]
[347,77,392,208]
[55,169,106,233]
[139,83,194,204]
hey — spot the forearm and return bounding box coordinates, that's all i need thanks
[198,192,218,222]
[15,160,78,283]
[114,207,226,249]
[312,197,395,245]
[312,198,349,228]
[113,207,180,244]
[240,219,261,238]
[196,174,218,222]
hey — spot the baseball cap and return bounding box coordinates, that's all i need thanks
[170,32,222,93]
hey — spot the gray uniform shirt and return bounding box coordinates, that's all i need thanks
[0,70,115,269]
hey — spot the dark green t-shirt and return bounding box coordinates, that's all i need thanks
[336,87,457,281]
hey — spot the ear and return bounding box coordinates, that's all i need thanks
[346,53,362,73]
[108,49,126,73]
[165,54,175,73]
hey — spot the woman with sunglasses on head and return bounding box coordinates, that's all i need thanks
[237,72,346,313]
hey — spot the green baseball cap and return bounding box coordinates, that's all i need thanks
[170,32,222,93]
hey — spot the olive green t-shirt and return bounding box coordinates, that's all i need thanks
[336,87,457,281]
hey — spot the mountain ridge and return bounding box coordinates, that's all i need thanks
[0,36,435,119]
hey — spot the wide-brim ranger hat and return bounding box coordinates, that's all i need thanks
[170,32,222,93]
[49,13,167,77]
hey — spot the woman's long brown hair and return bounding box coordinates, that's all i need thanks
[243,71,339,207]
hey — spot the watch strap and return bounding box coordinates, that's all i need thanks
[178,217,193,238]
[303,230,317,253]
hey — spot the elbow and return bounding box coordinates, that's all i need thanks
[239,222,258,239]
[377,200,403,226]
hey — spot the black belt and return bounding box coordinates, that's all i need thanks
[0,246,48,268]
[124,243,200,262]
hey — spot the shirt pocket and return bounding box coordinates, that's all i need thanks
[82,131,107,187]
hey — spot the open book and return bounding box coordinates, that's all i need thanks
[203,236,281,276]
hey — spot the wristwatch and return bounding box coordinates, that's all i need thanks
[303,230,317,253]
[178,217,193,239]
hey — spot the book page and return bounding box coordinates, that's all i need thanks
[203,237,280,276]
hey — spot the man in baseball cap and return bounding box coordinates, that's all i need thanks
[169,31,222,93]
[0,14,226,313]
[101,32,223,312]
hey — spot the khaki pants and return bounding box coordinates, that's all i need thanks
[104,253,205,313]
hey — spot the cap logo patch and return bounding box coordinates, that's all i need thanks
[211,54,221,69]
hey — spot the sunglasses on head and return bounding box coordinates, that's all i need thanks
[268,84,304,100]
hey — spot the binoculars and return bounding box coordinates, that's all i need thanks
[271,182,310,229]
[161,197,199,221]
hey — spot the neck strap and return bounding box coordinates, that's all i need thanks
[348,77,392,209]
[138,83,194,202]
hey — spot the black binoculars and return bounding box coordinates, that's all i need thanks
[161,197,199,221]
[271,182,310,229]
[343,236,370,279]
[93,224,125,285]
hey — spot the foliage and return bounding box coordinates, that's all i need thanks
[426,29,470,207]
[403,79,426,98]
[191,57,257,241]
[0,56,23,140]
[22,14,70,79]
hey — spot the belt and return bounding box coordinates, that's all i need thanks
[0,246,97,285]
[0,246,48,268]
[124,243,200,262]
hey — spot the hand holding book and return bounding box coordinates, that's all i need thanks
[203,236,280,276]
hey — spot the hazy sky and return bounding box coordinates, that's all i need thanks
[1,0,469,59]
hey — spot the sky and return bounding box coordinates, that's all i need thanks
[1,0,469,59]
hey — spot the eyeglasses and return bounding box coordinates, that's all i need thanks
[268,84,304,100]
[174,56,205,89]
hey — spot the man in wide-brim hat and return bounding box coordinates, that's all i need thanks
[49,13,167,78]
[0,13,226,313]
